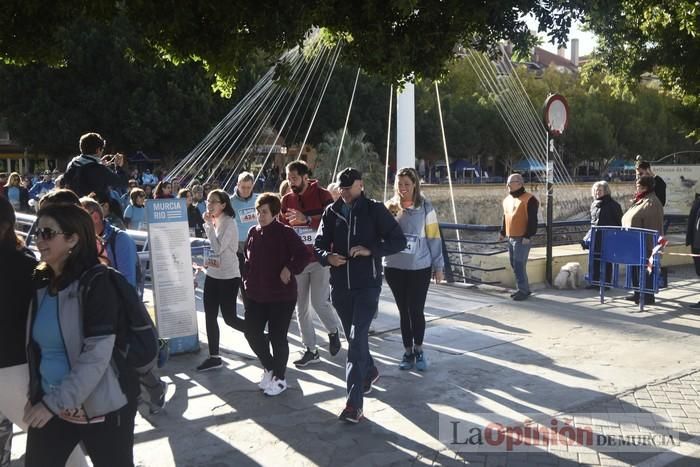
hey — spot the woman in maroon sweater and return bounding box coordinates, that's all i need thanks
[243,193,310,396]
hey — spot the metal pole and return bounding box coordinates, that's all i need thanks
[546,135,554,286]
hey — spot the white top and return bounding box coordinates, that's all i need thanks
[203,214,240,279]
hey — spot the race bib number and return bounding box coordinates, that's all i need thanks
[239,207,256,223]
[206,252,221,268]
[402,234,418,254]
[294,227,316,245]
[59,408,105,424]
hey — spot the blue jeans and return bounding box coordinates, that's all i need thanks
[507,237,531,294]
[330,287,381,410]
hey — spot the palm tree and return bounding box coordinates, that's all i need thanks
[313,129,384,199]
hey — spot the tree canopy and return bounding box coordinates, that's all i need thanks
[0,1,584,87]
[583,1,700,138]
[0,16,234,158]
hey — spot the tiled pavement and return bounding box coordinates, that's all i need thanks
[443,370,700,466]
[9,265,700,466]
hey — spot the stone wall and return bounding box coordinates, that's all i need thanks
[420,182,636,226]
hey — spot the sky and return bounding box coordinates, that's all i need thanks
[525,16,597,57]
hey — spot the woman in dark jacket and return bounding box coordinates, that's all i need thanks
[0,196,37,465]
[686,195,700,308]
[178,188,205,237]
[587,181,623,285]
[244,193,310,396]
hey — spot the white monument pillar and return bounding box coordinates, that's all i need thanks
[396,83,416,171]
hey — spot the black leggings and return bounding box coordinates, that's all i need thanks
[26,400,137,467]
[203,275,243,356]
[384,267,432,349]
[244,299,296,379]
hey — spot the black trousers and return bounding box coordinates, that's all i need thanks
[26,400,137,467]
[384,267,432,349]
[203,276,243,356]
[244,299,296,379]
[236,252,252,312]
[630,266,655,301]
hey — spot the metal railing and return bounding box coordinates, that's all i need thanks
[17,212,688,289]
[439,214,688,286]
[15,212,212,288]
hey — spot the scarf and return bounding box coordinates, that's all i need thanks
[633,190,649,203]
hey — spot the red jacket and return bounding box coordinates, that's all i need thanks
[280,180,333,260]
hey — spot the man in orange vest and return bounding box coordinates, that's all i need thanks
[499,174,539,301]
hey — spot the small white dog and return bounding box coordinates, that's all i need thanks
[554,262,582,289]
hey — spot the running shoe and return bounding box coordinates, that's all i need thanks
[328,330,341,356]
[263,377,287,396]
[196,356,223,372]
[415,351,428,371]
[258,369,274,390]
[363,366,380,395]
[149,381,168,415]
[339,405,363,423]
[294,348,320,367]
[399,352,415,371]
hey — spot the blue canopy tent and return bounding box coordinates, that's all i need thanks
[450,159,482,181]
[512,159,546,172]
[607,159,636,171]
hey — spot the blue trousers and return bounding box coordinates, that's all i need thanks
[331,286,380,410]
[507,237,531,294]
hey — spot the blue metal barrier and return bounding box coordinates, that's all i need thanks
[588,226,661,311]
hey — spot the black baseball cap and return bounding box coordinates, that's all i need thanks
[337,168,362,188]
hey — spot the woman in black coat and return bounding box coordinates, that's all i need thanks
[686,196,700,308]
[588,181,623,284]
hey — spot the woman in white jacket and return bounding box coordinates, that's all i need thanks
[197,189,242,372]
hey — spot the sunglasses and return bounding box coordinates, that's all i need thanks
[33,228,68,241]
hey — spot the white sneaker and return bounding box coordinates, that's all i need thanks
[258,369,273,390]
[263,377,287,396]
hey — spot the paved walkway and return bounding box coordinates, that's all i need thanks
[9,266,700,466]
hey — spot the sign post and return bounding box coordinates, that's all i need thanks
[146,198,199,354]
[543,94,569,286]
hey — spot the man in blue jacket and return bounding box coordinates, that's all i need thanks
[314,168,406,423]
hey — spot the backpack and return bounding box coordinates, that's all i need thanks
[107,229,145,299]
[80,265,159,375]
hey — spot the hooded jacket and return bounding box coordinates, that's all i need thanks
[63,154,127,197]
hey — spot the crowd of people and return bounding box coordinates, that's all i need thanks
[0,132,449,465]
[499,158,668,306]
[0,129,687,464]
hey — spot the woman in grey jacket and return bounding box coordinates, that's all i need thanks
[384,168,444,371]
[24,203,137,467]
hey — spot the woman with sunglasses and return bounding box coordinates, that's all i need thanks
[197,189,243,371]
[0,197,87,466]
[24,203,138,466]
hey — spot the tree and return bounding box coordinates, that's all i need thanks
[313,129,384,199]
[584,1,700,138]
[0,16,231,158]
[0,1,585,88]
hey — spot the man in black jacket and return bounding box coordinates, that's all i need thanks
[635,158,666,207]
[314,168,406,423]
[63,133,128,198]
